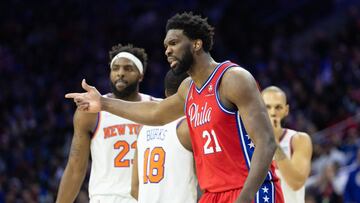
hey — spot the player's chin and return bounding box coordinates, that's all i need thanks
[115,86,128,93]
[171,66,186,75]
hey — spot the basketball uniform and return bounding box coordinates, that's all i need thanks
[89,93,155,202]
[275,129,305,203]
[136,118,197,203]
[185,61,284,203]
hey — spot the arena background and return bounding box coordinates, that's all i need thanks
[0,0,359,202]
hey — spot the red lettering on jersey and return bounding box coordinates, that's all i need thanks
[103,127,112,138]
[127,124,142,135]
[103,125,119,138]
[103,124,142,139]
[115,124,126,135]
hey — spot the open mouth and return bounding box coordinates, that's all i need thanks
[115,80,127,88]
[167,57,178,68]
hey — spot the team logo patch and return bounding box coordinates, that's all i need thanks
[208,84,213,93]
[189,90,193,100]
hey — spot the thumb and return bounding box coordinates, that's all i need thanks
[82,79,93,91]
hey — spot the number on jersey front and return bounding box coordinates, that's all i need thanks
[203,130,222,154]
[114,140,136,167]
[143,147,165,183]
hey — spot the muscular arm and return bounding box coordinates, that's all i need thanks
[101,92,184,125]
[66,78,191,125]
[221,68,277,202]
[274,132,313,190]
[131,147,139,200]
[176,118,193,152]
[56,111,96,203]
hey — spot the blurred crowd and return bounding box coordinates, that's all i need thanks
[0,0,359,202]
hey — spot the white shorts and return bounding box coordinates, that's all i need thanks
[90,195,137,203]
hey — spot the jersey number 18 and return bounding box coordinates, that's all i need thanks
[143,147,166,184]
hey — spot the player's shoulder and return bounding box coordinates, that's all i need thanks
[294,131,311,138]
[75,109,98,120]
[220,65,257,99]
[74,110,98,130]
[291,130,312,145]
[179,76,192,88]
[139,93,162,101]
[222,65,254,82]
[177,76,192,97]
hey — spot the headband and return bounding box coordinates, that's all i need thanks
[110,52,143,74]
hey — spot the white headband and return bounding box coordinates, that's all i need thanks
[110,52,143,74]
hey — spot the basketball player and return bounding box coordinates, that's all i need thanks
[131,70,197,203]
[262,86,313,203]
[56,44,156,203]
[66,12,283,203]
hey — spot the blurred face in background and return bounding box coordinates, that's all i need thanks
[262,91,289,129]
[164,29,194,75]
[110,57,143,98]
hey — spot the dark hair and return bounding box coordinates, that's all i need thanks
[164,70,189,96]
[166,12,215,52]
[108,43,148,74]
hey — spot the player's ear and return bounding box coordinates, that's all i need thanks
[138,74,144,82]
[285,104,289,117]
[193,40,202,51]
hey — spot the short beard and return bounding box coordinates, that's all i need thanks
[172,45,194,75]
[110,80,138,99]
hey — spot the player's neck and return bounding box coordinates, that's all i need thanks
[274,127,284,141]
[188,54,217,88]
[111,91,142,102]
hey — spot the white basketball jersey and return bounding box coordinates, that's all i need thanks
[89,93,154,199]
[137,118,197,203]
[275,128,305,203]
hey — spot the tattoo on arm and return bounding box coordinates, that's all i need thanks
[69,135,83,158]
[69,143,81,157]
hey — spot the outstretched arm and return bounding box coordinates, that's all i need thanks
[274,132,313,190]
[56,111,96,203]
[221,68,277,203]
[65,79,190,125]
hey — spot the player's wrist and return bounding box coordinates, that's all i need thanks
[236,188,255,203]
[99,95,106,111]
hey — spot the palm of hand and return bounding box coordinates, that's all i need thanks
[79,88,101,113]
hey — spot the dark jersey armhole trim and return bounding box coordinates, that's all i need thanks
[290,132,297,157]
[215,65,239,114]
[90,112,101,139]
[176,117,187,129]
[184,80,194,116]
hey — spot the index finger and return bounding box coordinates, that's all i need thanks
[65,93,82,98]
